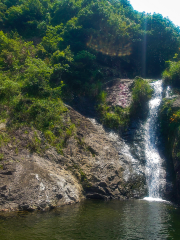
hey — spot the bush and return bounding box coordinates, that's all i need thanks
[11,97,67,130]
[159,98,180,136]
[0,74,20,102]
[131,77,153,109]
[97,91,130,130]
[162,61,180,87]
[0,31,36,72]
[9,96,76,154]
[97,90,107,104]
[101,110,129,129]
[159,98,180,160]
[22,57,53,97]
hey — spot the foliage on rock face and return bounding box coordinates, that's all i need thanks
[162,57,180,87]
[0,31,75,154]
[10,97,76,154]
[96,77,153,129]
[97,91,130,130]
[161,49,180,163]
[159,98,180,161]
[131,77,153,109]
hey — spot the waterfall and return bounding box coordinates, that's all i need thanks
[165,86,171,98]
[89,80,168,200]
[144,80,166,201]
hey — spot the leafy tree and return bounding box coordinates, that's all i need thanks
[142,14,180,77]
[22,57,53,97]
[0,74,20,102]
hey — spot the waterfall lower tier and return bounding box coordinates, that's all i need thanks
[89,80,170,201]
[144,80,166,201]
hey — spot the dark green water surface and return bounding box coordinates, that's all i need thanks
[0,199,180,240]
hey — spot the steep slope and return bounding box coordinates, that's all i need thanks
[0,105,147,211]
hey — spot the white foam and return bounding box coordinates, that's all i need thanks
[143,197,167,202]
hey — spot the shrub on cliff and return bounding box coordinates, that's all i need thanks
[159,98,180,162]
[0,31,75,154]
[0,74,20,102]
[131,77,153,109]
[9,97,75,154]
[22,58,53,97]
[159,98,180,138]
[162,61,180,87]
[97,91,130,130]
[97,78,153,130]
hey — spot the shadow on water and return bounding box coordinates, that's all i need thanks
[0,199,180,240]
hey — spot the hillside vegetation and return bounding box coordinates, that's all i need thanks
[0,0,180,150]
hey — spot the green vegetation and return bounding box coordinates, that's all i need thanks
[162,58,180,87]
[159,98,180,161]
[97,96,130,130]
[131,77,153,109]
[0,30,75,154]
[0,153,4,161]
[97,77,153,129]
[161,49,180,163]
[0,131,10,147]
[160,98,175,135]
[0,0,179,152]
[26,130,42,153]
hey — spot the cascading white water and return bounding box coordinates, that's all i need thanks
[144,80,166,201]
[89,81,169,200]
[165,86,171,98]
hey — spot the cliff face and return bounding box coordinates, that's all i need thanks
[159,95,180,202]
[169,97,180,201]
[105,78,133,108]
[0,104,147,212]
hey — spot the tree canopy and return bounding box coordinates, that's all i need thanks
[0,0,179,95]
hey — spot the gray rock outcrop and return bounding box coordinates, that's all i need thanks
[0,106,147,212]
[105,78,133,108]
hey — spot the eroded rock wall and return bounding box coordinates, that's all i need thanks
[0,106,147,212]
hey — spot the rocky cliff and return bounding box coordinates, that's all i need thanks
[159,93,180,202]
[0,79,147,211]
